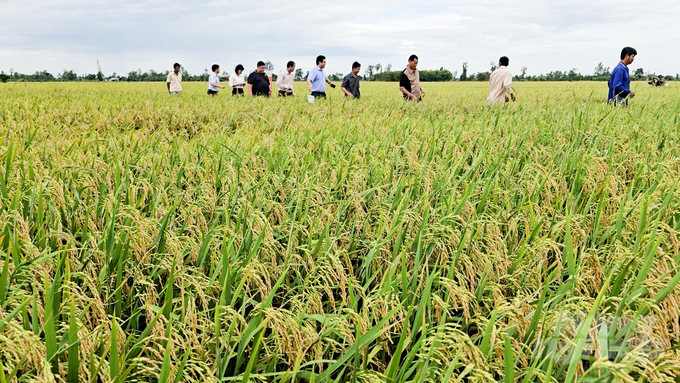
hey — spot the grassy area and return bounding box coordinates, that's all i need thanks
[0,81,679,382]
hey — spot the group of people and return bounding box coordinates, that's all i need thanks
[165,46,640,106]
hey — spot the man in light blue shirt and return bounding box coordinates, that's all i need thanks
[307,55,336,99]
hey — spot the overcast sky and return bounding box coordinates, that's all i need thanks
[1,0,679,78]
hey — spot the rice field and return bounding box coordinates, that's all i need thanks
[1,80,680,382]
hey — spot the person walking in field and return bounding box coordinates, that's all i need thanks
[307,55,336,99]
[229,64,246,96]
[248,61,272,97]
[608,47,637,106]
[208,64,228,96]
[341,61,362,99]
[277,61,296,97]
[167,63,182,95]
[400,55,425,101]
[487,56,516,105]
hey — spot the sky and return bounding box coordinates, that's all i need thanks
[1,0,679,78]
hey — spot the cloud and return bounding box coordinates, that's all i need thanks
[1,0,678,77]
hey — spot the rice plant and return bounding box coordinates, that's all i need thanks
[0,81,679,382]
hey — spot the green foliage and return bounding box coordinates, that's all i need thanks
[0,82,679,382]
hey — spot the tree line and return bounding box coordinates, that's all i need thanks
[1,62,677,83]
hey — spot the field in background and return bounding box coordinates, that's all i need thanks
[1,81,680,382]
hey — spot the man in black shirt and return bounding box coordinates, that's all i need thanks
[341,61,362,99]
[248,61,271,97]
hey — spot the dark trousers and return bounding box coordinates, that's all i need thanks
[278,90,294,97]
[232,88,244,96]
[207,89,218,96]
[311,92,326,99]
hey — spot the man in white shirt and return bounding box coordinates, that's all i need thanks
[166,63,182,95]
[208,64,228,96]
[277,61,296,97]
[487,56,516,105]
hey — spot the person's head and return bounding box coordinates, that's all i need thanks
[173,63,181,73]
[316,55,326,68]
[257,61,266,74]
[235,64,244,75]
[352,61,361,75]
[212,64,220,73]
[287,61,296,73]
[621,47,637,65]
[499,56,509,67]
[408,55,419,69]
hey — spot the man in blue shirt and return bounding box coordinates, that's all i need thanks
[307,55,336,99]
[608,47,637,105]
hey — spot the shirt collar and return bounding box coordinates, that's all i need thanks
[619,61,628,69]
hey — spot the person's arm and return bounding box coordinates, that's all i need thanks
[341,86,353,97]
[326,77,336,88]
[400,73,418,100]
[611,69,630,98]
[247,83,253,97]
[287,74,294,91]
[504,72,515,101]
[341,78,352,97]
[399,86,418,100]
[167,81,171,92]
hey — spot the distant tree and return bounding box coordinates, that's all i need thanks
[0,72,9,83]
[61,69,78,81]
[520,66,528,80]
[305,71,309,80]
[567,68,582,81]
[476,71,490,81]
[265,61,274,77]
[633,68,645,80]
[385,64,392,72]
[460,62,468,81]
[490,61,497,72]
[593,62,610,81]
[366,65,374,80]
[421,68,454,82]
[294,68,304,81]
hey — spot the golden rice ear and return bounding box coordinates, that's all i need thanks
[1,81,679,382]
